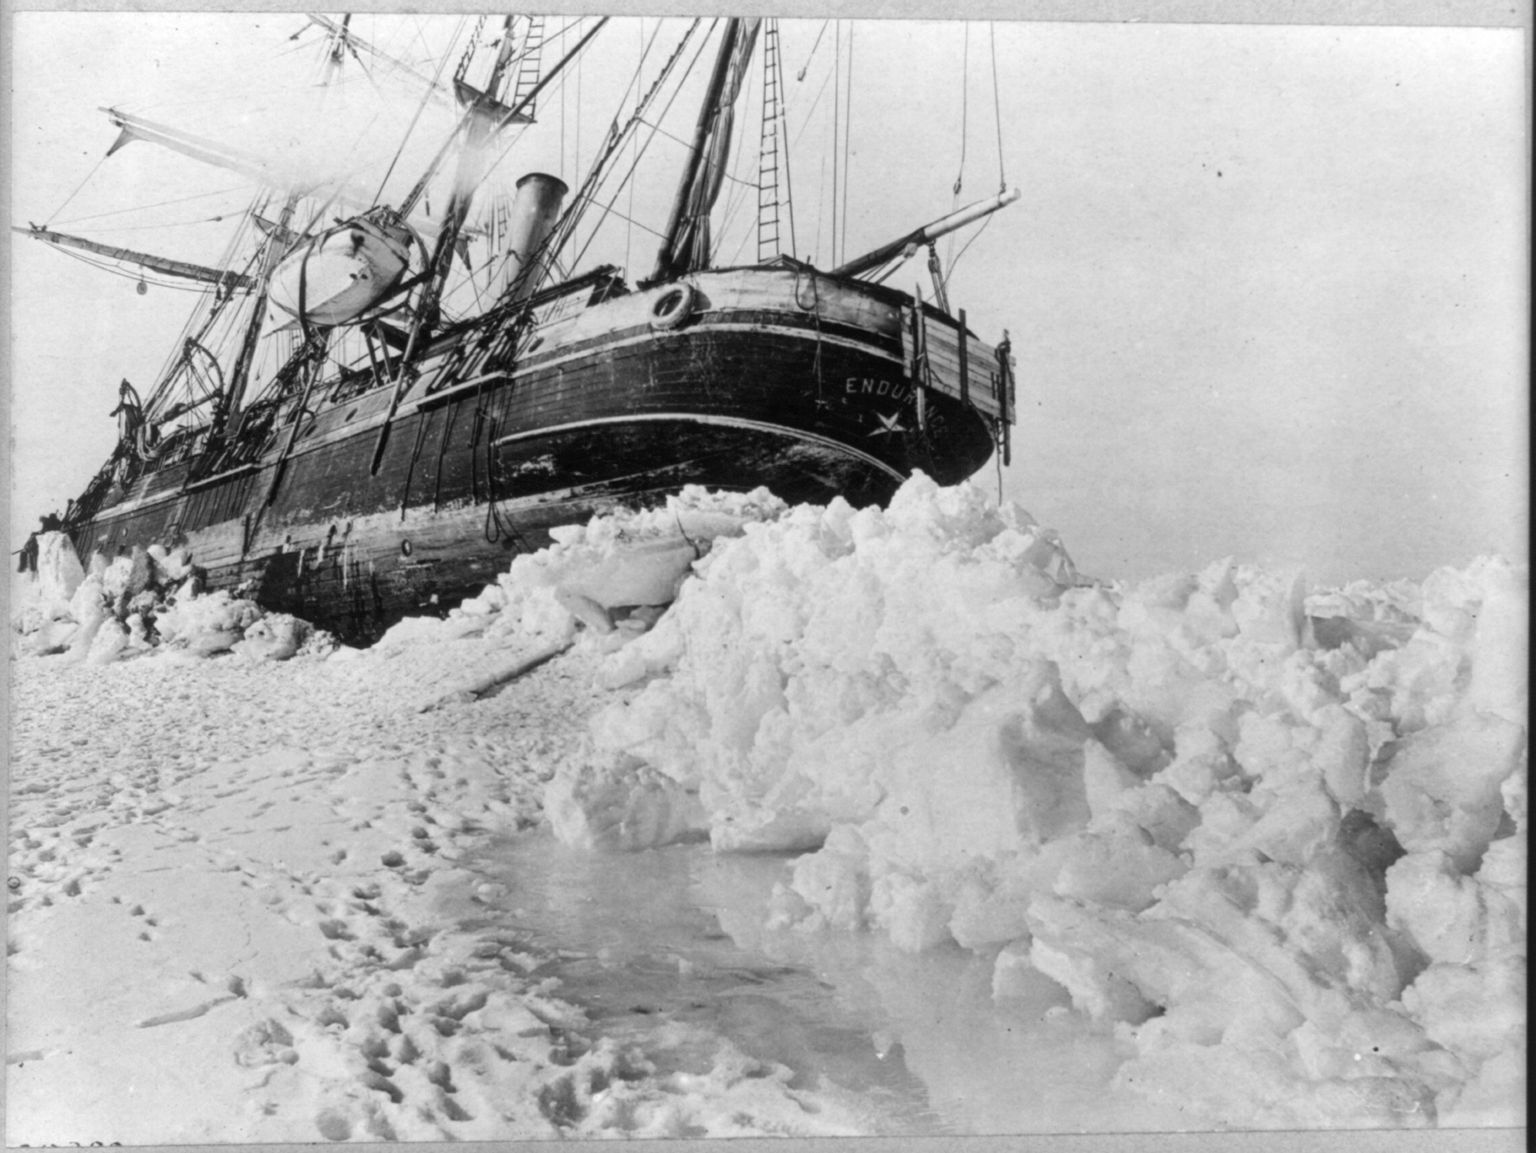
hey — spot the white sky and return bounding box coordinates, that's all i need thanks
[5,6,1528,587]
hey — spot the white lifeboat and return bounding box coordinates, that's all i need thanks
[268,214,416,327]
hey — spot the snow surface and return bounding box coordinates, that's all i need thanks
[6,477,1526,1140]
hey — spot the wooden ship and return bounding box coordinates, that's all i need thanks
[17,15,1019,642]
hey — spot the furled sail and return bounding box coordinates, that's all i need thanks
[104,107,295,189]
[653,18,761,281]
[102,107,375,209]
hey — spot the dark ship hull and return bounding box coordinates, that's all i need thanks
[64,264,1013,643]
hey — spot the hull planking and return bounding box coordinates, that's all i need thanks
[66,266,1012,643]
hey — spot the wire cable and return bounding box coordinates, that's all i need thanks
[990,23,1007,192]
[44,154,108,227]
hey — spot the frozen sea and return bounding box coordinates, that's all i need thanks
[6,480,1527,1145]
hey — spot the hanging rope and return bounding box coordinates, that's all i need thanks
[942,213,994,292]
[994,424,1005,501]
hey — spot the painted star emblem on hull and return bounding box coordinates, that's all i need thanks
[868,410,907,438]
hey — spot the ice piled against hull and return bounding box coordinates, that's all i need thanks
[545,476,1527,1130]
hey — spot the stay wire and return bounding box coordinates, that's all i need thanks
[45,153,108,227]
[840,26,853,267]
[991,23,1007,192]
[794,20,830,81]
[565,22,709,274]
[55,184,249,227]
[373,16,466,203]
[948,25,969,271]
[954,25,968,201]
[832,22,840,266]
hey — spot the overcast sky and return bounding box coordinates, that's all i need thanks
[5,6,1528,587]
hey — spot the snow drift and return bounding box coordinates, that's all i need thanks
[9,475,1525,1131]
[545,474,1526,1129]
[10,536,334,662]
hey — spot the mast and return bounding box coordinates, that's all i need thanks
[391,17,607,343]
[399,17,522,345]
[452,14,536,126]
[653,18,762,282]
[215,195,300,439]
[302,14,458,107]
[13,224,256,291]
[368,18,608,475]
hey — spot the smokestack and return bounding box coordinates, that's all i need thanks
[502,173,568,305]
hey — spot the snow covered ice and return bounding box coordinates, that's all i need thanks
[7,477,1526,1140]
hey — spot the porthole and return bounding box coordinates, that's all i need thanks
[400,539,413,557]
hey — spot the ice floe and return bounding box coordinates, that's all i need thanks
[8,475,1525,1136]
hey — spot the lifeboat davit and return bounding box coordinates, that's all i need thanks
[268,214,416,327]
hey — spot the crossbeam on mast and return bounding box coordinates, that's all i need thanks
[831,187,1021,280]
[14,223,258,290]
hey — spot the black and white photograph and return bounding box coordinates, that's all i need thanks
[5,2,1527,1145]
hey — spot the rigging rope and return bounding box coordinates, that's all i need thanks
[795,20,829,82]
[626,19,644,268]
[52,248,212,293]
[990,23,1007,192]
[814,154,827,267]
[560,22,568,188]
[840,25,853,267]
[832,22,840,267]
[954,25,969,200]
[49,212,239,233]
[46,154,108,227]
[562,21,707,274]
[942,212,993,293]
[373,16,466,203]
[55,184,249,227]
[758,23,799,261]
[783,29,839,265]
[716,27,774,264]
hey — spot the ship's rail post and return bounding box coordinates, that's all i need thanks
[995,329,1014,466]
[958,307,970,408]
[910,286,931,432]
